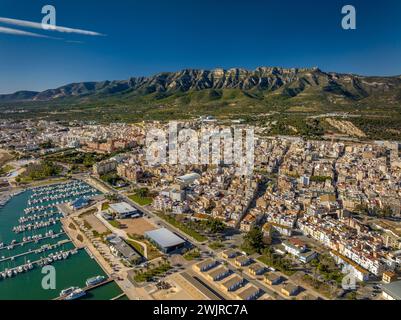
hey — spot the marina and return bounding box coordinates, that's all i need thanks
[0,180,123,300]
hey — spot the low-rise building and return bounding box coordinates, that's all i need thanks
[281,283,301,297]
[222,249,238,259]
[330,250,370,282]
[206,266,230,282]
[298,250,318,264]
[176,173,201,187]
[264,272,283,286]
[383,271,398,284]
[107,235,142,266]
[234,255,252,267]
[248,263,266,276]
[282,239,307,256]
[236,285,262,300]
[69,197,90,211]
[194,259,219,273]
[145,228,186,254]
[108,202,140,219]
[220,275,245,292]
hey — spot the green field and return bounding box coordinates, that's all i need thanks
[155,212,207,242]
[128,194,153,206]
[0,164,15,175]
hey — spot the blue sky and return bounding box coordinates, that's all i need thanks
[0,0,400,93]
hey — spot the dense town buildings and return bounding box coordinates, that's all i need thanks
[1,118,401,284]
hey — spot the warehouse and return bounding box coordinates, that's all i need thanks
[176,173,201,187]
[145,228,186,253]
[108,202,140,219]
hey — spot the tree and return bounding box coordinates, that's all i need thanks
[105,193,119,202]
[243,226,265,254]
[137,188,150,198]
[202,218,225,233]
[39,140,55,149]
[354,204,370,216]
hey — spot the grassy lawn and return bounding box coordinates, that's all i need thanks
[155,212,207,242]
[126,239,145,256]
[92,230,112,238]
[257,255,297,277]
[101,202,110,211]
[128,234,162,260]
[128,194,153,206]
[301,275,335,299]
[108,220,122,229]
[133,262,172,283]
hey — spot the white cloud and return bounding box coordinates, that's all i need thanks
[0,17,104,36]
[0,26,57,39]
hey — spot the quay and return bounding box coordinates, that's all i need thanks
[111,293,126,300]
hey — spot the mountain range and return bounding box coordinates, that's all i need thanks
[1,67,401,106]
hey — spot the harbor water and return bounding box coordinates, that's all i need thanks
[0,181,123,300]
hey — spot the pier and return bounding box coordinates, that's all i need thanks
[0,239,72,263]
[111,293,126,300]
[19,210,59,223]
[54,278,114,300]
[0,248,80,280]
[0,232,66,251]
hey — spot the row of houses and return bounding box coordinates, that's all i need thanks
[193,259,263,300]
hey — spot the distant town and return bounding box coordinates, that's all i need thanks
[1,116,401,301]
